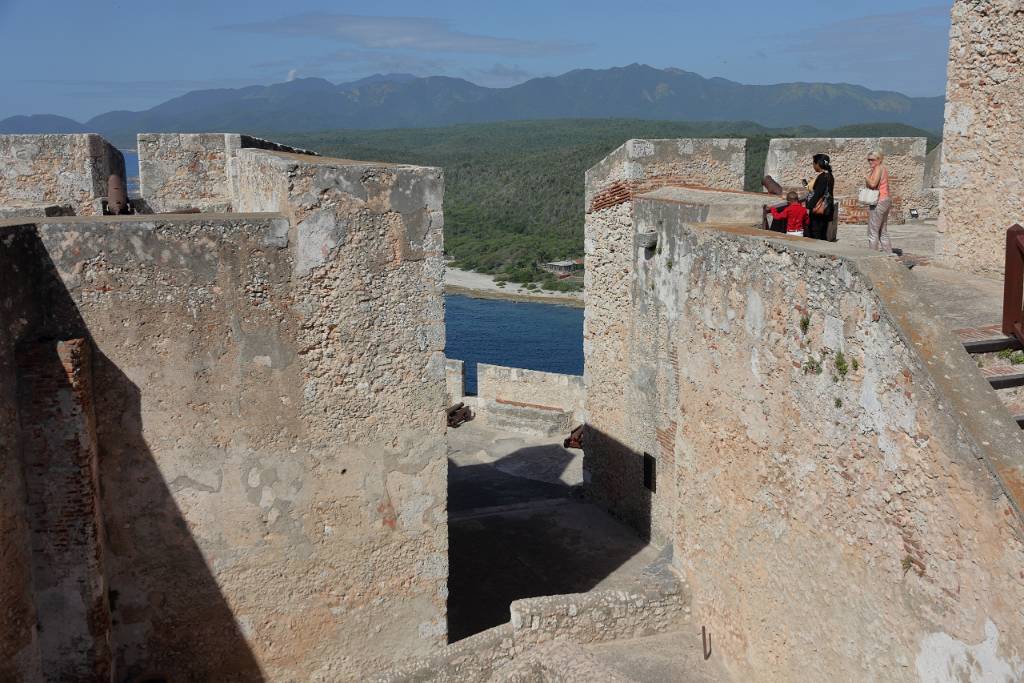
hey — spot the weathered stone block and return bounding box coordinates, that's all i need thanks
[937,0,1024,276]
[138,133,318,213]
[0,134,124,216]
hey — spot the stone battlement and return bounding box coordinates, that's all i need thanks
[0,138,448,681]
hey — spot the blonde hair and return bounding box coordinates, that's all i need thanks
[868,151,885,162]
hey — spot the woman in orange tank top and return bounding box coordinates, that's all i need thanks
[865,151,892,252]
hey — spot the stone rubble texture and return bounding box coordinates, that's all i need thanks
[937,0,1024,277]
[583,176,1024,680]
[0,134,124,216]
[0,140,448,680]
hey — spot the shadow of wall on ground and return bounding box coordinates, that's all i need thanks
[446,429,652,642]
[18,228,263,681]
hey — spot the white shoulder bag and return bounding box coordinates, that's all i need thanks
[857,187,880,206]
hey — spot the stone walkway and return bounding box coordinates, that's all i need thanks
[837,220,1003,329]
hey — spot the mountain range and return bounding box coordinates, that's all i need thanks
[1,64,944,146]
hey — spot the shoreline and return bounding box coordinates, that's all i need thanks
[444,267,584,308]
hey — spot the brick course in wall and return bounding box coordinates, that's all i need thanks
[15,338,111,681]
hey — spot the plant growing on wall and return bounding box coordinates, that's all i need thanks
[802,353,823,375]
[834,351,849,379]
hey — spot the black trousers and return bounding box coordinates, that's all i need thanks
[807,216,830,240]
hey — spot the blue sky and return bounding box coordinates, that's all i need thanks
[0,0,953,120]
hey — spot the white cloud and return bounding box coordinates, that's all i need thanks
[220,13,585,57]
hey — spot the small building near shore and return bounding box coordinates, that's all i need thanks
[543,259,582,275]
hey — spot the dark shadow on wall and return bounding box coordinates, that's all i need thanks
[581,427,657,544]
[446,429,652,642]
[17,229,264,682]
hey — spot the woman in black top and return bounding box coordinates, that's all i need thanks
[805,154,835,240]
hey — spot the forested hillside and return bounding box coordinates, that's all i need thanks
[276,119,939,284]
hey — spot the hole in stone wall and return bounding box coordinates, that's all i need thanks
[643,452,656,493]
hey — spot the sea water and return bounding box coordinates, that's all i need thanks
[444,294,583,395]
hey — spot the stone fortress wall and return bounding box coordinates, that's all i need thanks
[476,363,585,424]
[583,133,1024,680]
[0,135,447,681]
[578,6,1024,673]
[0,134,124,217]
[937,0,1024,277]
[764,136,930,224]
[584,139,754,544]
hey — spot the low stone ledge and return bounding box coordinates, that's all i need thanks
[477,363,585,423]
[376,564,686,682]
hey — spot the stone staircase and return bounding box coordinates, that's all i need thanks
[955,324,1024,427]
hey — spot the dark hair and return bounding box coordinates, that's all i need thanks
[786,191,799,202]
[813,153,833,173]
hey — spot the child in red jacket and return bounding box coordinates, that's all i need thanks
[766,192,809,235]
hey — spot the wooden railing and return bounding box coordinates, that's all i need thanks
[1002,225,1024,345]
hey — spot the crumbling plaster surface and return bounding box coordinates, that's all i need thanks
[4,149,447,680]
[0,134,124,216]
[587,195,1024,681]
[937,0,1024,277]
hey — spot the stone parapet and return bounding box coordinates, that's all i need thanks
[1,142,448,680]
[584,188,1024,680]
[477,363,585,423]
[138,133,318,213]
[375,564,686,682]
[585,138,747,211]
[0,134,124,216]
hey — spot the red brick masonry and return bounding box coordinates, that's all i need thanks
[15,339,111,680]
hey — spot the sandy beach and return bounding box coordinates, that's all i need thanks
[445,267,584,307]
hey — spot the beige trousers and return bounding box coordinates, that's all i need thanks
[867,197,892,252]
